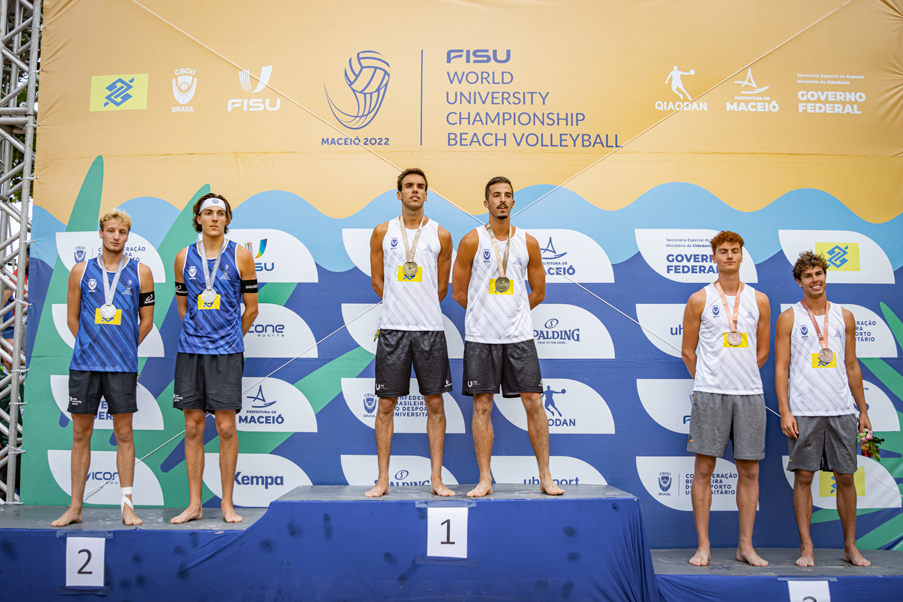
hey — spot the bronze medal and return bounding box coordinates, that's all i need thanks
[819,348,834,364]
[727,331,743,346]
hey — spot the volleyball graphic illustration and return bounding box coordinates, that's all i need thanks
[325,51,390,130]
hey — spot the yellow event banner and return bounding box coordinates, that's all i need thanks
[36,0,902,221]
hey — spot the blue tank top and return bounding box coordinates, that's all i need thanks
[178,240,244,355]
[70,257,141,372]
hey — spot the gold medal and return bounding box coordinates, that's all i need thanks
[403,261,418,278]
[495,276,511,293]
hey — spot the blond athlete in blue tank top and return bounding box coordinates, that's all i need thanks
[681,231,771,567]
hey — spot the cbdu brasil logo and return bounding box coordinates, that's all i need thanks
[325,51,390,129]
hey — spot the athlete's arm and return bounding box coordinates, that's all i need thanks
[369,222,388,299]
[66,262,86,339]
[452,230,478,310]
[137,263,155,344]
[755,290,771,368]
[843,308,871,433]
[774,308,797,439]
[236,245,259,336]
[436,226,453,302]
[174,249,188,321]
[524,233,545,310]
[680,290,705,379]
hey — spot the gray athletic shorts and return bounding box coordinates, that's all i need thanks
[173,352,244,413]
[461,340,543,398]
[374,330,452,397]
[687,391,766,460]
[787,414,858,474]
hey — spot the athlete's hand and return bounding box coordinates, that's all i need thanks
[781,413,799,439]
[858,413,872,435]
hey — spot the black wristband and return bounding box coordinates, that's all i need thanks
[241,279,259,294]
[138,291,155,307]
[174,282,188,296]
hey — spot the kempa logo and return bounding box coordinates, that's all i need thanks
[235,472,284,489]
[228,65,280,112]
[657,65,706,111]
[172,68,197,112]
[326,51,390,129]
[204,453,311,507]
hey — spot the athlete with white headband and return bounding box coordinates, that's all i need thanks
[52,209,155,527]
[681,230,771,567]
[171,193,259,524]
[366,168,455,498]
[775,251,871,567]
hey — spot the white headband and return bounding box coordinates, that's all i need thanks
[198,197,226,213]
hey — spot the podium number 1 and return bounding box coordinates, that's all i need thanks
[66,537,106,587]
[427,507,468,558]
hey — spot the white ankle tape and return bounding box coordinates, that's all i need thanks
[121,487,134,511]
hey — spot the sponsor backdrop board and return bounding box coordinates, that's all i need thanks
[25,0,903,550]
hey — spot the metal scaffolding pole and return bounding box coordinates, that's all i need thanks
[0,0,40,504]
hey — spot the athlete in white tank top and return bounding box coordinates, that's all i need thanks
[380,217,444,331]
[464,225,533,343]
[366,169,455,499]
[680,232,771,568]
[453,176,564,498]
[775,252,872,568]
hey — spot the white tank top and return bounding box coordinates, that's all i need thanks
[788,302,855,416]
[464,225,533,344]
[693,283,764,395]
[379,217,444,331]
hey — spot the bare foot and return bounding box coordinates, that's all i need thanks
[431,481,455,497]
[170,506,203,524]
[365,481,389,498]
[844,548,871,567]
[795,545,815,567]
[222,504,243,524]
[689,548,711,566]
[540,478,564,496]
[467,482,493,498]
[122,504,143,526]
[737,547,769,567]
[51,508,83,527]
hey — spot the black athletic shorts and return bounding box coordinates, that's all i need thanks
[173,352,244,413]
[68,369,138,415]
[374,329,453,397]
[461,340,543,398]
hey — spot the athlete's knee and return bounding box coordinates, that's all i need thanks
[794,470,815,487]
[472,396,493,417]
[833,472,855,489]
[693,455,716,479]
[376,397,398,415]
[215,417,237,440]
[736,459,760,480]
[71,416,94,444]
[183,414,207,439]
[423,395,444,415]
[114,424,134,446]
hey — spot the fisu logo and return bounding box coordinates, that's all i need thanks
[325,51,390,130]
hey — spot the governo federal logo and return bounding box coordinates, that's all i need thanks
[635,229,758,283]
[325,51,390,130]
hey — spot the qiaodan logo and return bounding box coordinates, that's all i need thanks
[495,379,614,434]
[657,65,706,111]
[326,51,390,129]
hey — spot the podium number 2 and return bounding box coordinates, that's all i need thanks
[66,537,105,588]
[427,507,468,559]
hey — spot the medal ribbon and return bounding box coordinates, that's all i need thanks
[399,216,426,265]
[713,281,744,335]
[485,223,513,280]
[801,299,830,352]
[198,238,227,293]
[99,255,127,308]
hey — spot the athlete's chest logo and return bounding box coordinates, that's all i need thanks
[87,279,97,292]
[188,266,198,280]
[482,249,491,262]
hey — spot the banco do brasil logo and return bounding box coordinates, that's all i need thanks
[815,242,860,272]
[90,74,149,112]
[325,51,390,129]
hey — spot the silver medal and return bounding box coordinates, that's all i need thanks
[819,348,834,363]
[201,288,217,304]
[403,261,418,278]
[495,276,511,293]
[99,304,116,320]
[727,331,743,346]
[198,238,227,307]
